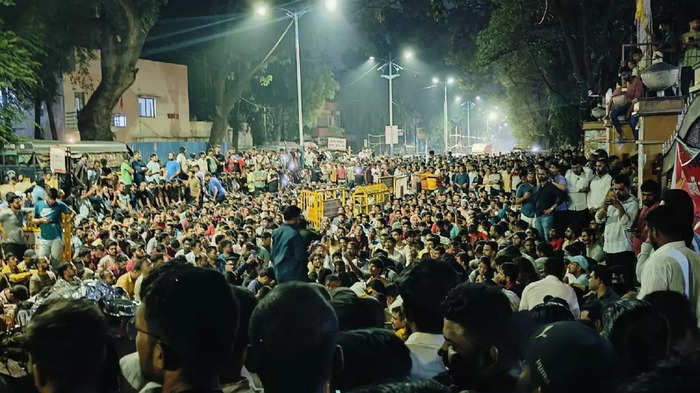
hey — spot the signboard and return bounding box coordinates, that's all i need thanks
[385,125,399,145]
[395,175,409,198]
[323,199,343,218]
[327,137,347,151]
[49,146,67,174]
[672,141,700,234]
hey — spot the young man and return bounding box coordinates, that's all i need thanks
[33,188,74,267]
[29,257,56,296]
[638,204,700,322]
[439,283,518,393]
[519,258,580,318]
[0,193,30,258]
[25,299,113,393]
[136,264,238,393]
[519,321,617,393]
[271,206,306,283]
[595,174,639,291]
[398,260,459,379]
[247,282,342,393]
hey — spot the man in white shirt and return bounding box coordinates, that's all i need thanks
[638,204,700,326]
[595,174,639,291]
[383,237,406,268]
[565,158,591,229]
[400,261,459,379]
[519,257,580,318]
[587,159,612,215]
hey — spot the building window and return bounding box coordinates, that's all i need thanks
[75,92,85,112]
[138,96,156,118]
[113,114,127,128]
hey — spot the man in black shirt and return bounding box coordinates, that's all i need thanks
[532,168,560,242]
[136,263,238,393]
[132,151,148,186]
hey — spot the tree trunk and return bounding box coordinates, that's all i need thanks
[210,103,233,146]
[77,2,151,141]
[45,99,58,140]
[34,98,43,139]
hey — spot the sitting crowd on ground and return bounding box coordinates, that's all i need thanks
[2,145,700,393]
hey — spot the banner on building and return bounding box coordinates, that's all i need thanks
[672,141,700,232]
[327,137,347,151]
[49,146,67,174]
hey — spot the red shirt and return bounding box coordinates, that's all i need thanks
[550,237,564,251]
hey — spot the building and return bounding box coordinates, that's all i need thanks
[12,52,211,142]
[310,101,345,148]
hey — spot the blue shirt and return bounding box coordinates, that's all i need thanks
[32,185,47,204]
[34,200,69,240]
[165,160,180,181]
[208,177,226,200]
[516,183,536,218]
[272,224,307,283]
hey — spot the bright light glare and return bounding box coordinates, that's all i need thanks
[369,56,375,62]
[403,49,414,60]
[325,0,338,12]
[432,77,439,84]
[67,137,75,143]
[488,111,498,121]
[476,96,481,101]
[455,96,462,103]
[255,4,268,16]
[447,77,455,84]
[531,145,541,152]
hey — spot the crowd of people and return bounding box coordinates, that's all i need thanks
[1,144,700,393]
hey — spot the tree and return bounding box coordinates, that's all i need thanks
[0,0,40,143]
[36,0,169,141]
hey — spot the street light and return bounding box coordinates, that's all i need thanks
[403,49,414,60]
[428,76,455,153]
[325,0,338,11]
[256,1,338,167]
[369,56,375,62]
[476,96,481,101]
[455,96,462,103]
[373,55,406,155]
[255,5,268,16]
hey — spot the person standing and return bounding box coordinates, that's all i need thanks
[176,146,189,176]
[681,18,700,96]
[271,206,307,283]
[73,153,90,189]
[532,169,560,242]
[638,204,700,324]
[565,158,591,230]
[587,158,612,218]
[515,170,536,229]
[633,180,660,255]
[120,155,134,187]
[0,193,30,257]
[33,188,73,267]
[131,151,148,186]
[595,174,639,291]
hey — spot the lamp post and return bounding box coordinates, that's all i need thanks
[373,51,411,156]
[255,0,338,167]
[429,77,454,153]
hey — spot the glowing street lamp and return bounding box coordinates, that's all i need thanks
[403,49,414,60]
[325,0,338,11]
[255,4,268,16]
[255,1,339,167]
[369,56,375,62]
[455,96,462,103]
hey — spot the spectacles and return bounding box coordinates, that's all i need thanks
[127,317,164,343]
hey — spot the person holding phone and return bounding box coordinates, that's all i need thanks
[595,174,639,292]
